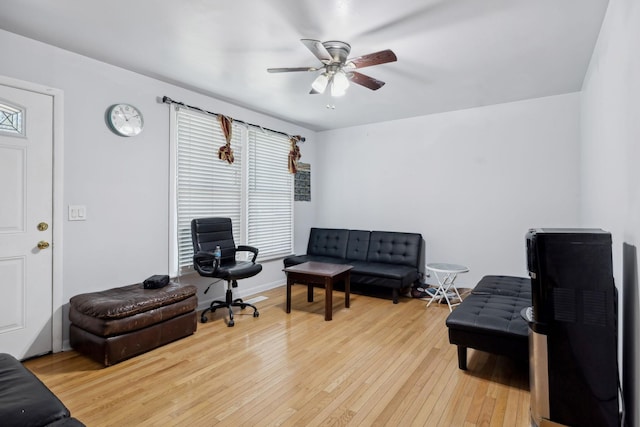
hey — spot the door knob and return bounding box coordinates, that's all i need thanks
[37,222,49,231]
[37,241,50,250]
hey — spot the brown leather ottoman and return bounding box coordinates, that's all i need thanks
[69,282,197,366]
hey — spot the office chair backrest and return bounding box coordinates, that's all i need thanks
[191,217,236,263]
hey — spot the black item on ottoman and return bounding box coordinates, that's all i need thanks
[143,274,170,289]
[445,275,531,370]
[69,281,197,366]
[0,353,85,426]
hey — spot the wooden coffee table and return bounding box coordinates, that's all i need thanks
[284,261,353,321]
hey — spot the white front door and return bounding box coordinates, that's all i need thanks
[0,83,54,360]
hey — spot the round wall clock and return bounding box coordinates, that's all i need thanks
[107,103,144,137]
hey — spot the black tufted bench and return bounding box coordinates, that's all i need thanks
[445,275,531,370]
[284,228,423,303]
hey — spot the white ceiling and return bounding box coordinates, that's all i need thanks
[0,0,608,131]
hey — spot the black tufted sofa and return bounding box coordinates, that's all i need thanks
[284,228,423,303]
[0,353,84,426]
[445,275,531,370]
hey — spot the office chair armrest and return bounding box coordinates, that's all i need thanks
[236,245,259,263]
[193,251,220,273]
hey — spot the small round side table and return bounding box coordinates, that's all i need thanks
[426,263,469,312]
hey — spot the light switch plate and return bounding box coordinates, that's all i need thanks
[68,205,87,221]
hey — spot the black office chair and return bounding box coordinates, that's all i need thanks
[191,217,262,327]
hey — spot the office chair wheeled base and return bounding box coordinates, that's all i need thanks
[200,282,259,327]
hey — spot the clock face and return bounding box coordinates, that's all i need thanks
[108,104,144,136]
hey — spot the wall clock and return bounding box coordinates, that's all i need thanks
[107,103,144,137]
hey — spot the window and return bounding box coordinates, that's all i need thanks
[0,101,25,136]
[248,130,294,259]
[170,105,293,275]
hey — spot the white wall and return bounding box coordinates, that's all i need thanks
[580,0,640,424]
[0,29,317,344]
[315,93,582,288]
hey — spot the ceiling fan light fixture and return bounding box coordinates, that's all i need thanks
[331,71,350,97]
[330,83,347,97]
[311,73,330,94]
[268,39,396,96]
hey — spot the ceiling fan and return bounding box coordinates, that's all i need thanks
[267,39,397,97]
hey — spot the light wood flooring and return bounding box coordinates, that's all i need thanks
[24,285,530,426]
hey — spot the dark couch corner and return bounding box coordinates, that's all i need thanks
[0,353,84,426]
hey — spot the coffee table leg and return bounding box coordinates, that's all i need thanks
[345,271,350,308]
[286,275,292,314]
[307,282,314,302]
[325,277,332,321]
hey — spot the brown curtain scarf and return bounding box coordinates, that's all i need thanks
[288,135,302,174]
[217,115,234,164]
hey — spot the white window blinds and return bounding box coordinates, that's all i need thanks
[175,107,242,270]
[248,131,294,260]
[172,106,294,273]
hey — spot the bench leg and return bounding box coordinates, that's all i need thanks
[457,346,468,370]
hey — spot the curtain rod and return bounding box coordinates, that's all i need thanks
[161,96,305,142]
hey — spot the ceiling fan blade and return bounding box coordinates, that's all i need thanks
[267,67,319,73]
[349,72,386,90]
[301,39,333,63]
[349,49,397,69]
[309,88,321,94]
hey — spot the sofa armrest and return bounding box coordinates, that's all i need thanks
[0,353,82,426]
